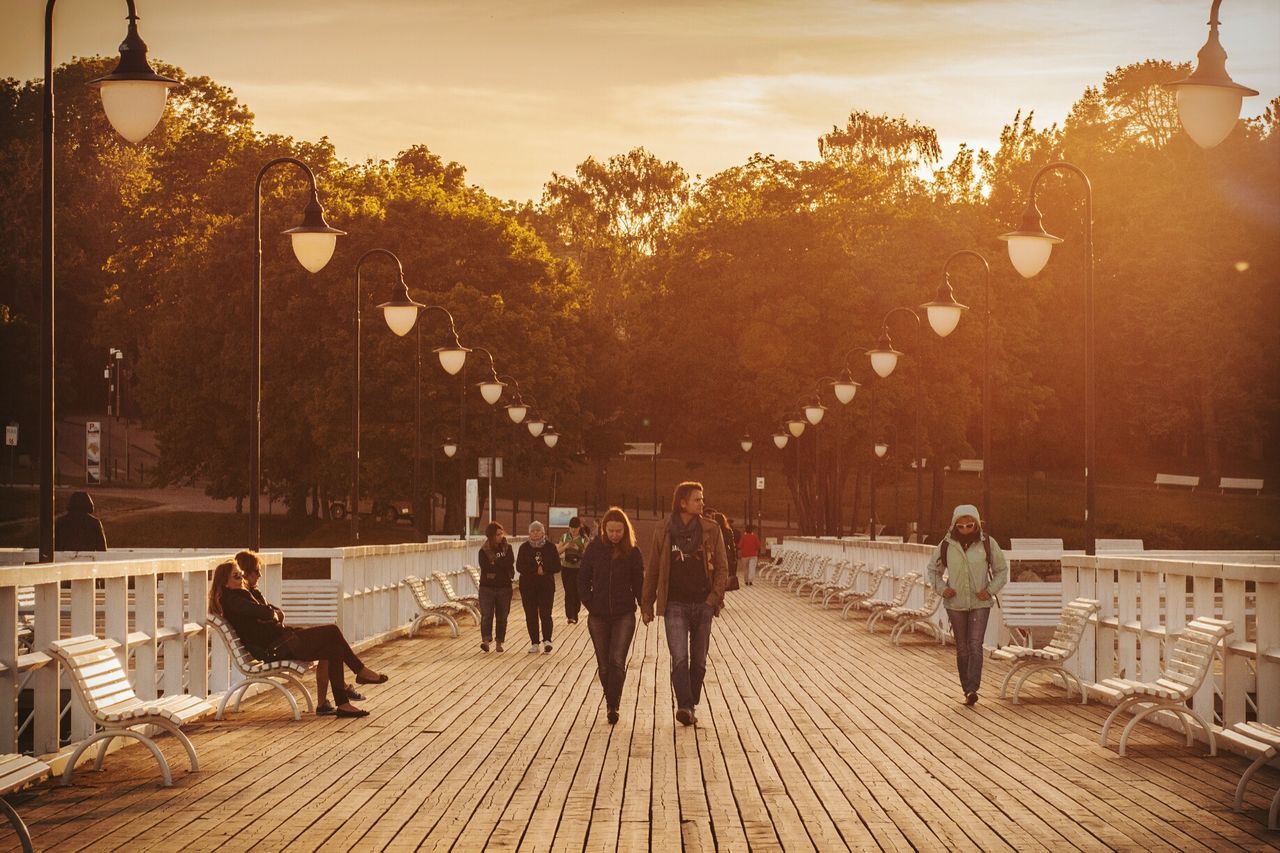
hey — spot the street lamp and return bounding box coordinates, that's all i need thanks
[875,442,888,458]
[542,426,559,448]
[923,250,992,526]
[867,308,925,538]
[471,348,508,524]
[250,157,345,551]
[772,432,789,450]
[442,438,458,458]
[1000,162,1098,553]
[39,0,176,561]
[526,414,546,437]
[740,435,754,529]
[786,415,806,439]
[1166,0,1259,149]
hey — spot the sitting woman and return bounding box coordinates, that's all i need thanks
[208,552,388,719]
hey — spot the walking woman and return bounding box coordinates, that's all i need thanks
[478,521,515,653]
[926,504,1009,706]
[578,506,644,725]
[517,521,561,653]
[210,552,388,719]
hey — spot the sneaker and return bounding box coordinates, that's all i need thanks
[495,642,504,653]
[675,707,694,726]
[528,643,540,654]
[607,709,619,725]
[346,688,365,702]
[543,641,553,654]
[316,702,335,716]
[567,618,578,625]
[481,641,490,652]
[965,692,979,706]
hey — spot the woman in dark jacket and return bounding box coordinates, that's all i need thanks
[516,521,561,653]
[477,521,515,653]
[57,491,107,551]
[209,552,388,718]
[578,506,644,725]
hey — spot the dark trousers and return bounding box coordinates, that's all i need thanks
[520,576,555,643]
[479,585,513,643]
[947,607,993,695]
[663,600,713,710]
[588,611,637,712]
[561,566,581,621]
[273,624,363,705]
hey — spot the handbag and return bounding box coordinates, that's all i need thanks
[726,572,740,592]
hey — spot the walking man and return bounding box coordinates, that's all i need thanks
[557,516,589,624]
[642,481,729,726]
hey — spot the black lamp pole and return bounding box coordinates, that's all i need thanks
[874,308,924,537]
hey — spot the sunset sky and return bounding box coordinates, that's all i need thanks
[4,0,1278,201]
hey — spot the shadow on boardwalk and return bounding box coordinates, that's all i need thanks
[16,583,1280,851]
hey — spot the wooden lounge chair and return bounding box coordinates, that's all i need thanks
[810,560,856,603]
[403,576,463,638]
[758,550,795,583]
[207,614,315,721]
[1095,616,1232,756]
[1219,722,1280,830]
[49,635,214,787]
[773,553,814,588]
[465,565,482,591]
[990,598,1100,703]
[885,586,946,645]
[835,564,891,617]
[0,753,50,853]
[862,573,921,632]
[793,557,836,597]
[431,571,480,621]
[787,556,830,593]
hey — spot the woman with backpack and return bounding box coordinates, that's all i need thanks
[926,504,1009,706]
[477,521,516,653]
[557,516,590,624]
[578,506,644,725]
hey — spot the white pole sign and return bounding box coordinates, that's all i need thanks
[86,421,102,485]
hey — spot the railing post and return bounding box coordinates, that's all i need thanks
[1191,565,1218,724]
[1138,563,1161,680]
[162,571,185,698]
[69,578,96,742]
[1256,573,1280,725]
[0,587,17,753]
[32,581,59,756]
[134,574,158,700]
[187,568,209,699]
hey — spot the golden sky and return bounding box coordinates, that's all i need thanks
[4,0,1278,201]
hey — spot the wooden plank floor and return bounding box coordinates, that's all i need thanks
[12,580,1280,851]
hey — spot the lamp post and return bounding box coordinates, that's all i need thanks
[922,250,992,526]
[430,435,457,535]
[867,307,924,538]
[999,161,1097,554]
[739,435,753,527]
[828,356,863,537]
[250,157,345,551]
[802,395,827,532]
[471,347,508,522]
[1166,0,1259,149]
[39,0,176,561]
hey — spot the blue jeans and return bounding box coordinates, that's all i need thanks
[663,600,713,710]
[588,611,636,711]
[947,607,992,695]
[478,586,512,643]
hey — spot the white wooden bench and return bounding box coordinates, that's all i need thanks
[430,572,480,621]
[957,459,984,475]
[206,615,314,721]
[403,576,463,638]
[1220,722,1280,830]
[835,564,890,617]
[1219,477,1264,495]
[49,635,214,787]
[0,754,50,853]
[996,582,1063,647]
[808,561,853,603]
[1095,616,1232,757]
[1155,473,1200,490]
[884,586,945,645]
[861,572,921,632]
[1095,539,1144,553]
[1009,538,1065,559]
[279,580,341,626]
[794,558,837,597]
[990,598,1099,703]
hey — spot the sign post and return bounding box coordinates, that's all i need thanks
[85,421,101,485]
[5,423,16,485]
[465,478,479,537]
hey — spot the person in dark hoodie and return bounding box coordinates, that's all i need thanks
[926,504,1009,706]
[516,521,561,653]
[578,506,644,725]
[477,521,516,653]
[57,491,107,551]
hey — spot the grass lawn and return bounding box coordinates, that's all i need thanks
[0,487,159,523]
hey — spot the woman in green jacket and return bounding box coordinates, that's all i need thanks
[927,504,1009,706]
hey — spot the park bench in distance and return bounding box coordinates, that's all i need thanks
[1219,477,1264,495]
[1155,473,1200,490]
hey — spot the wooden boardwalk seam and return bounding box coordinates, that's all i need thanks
[11,582,1280,851]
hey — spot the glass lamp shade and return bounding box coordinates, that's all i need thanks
[382,305,418,337]
[478,380,506,405]
[786,418,806,438]
[442,440,458,458]
[97,79,172,143]
[772,433,789,449]
[874,442,888,458]
[869,347,900,379]
[527,418,546,437]
[543,428,559,448]
[1003,235,1058,280]
[287,232,338,274]
[740,436,753,453]
[435,346,469,376]
[833,377,860,405]
[803,401,827,425]
[925,304,964,338]
[1174,85,1245,149]
[506,403,528,424]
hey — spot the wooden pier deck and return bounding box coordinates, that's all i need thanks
[13,583,1280,851]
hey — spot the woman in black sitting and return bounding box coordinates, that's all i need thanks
[208,552,387,718]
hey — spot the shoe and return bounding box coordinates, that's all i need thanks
[495,642,504,653]
[567,618,578,625]
[607,709,619,725]
[543,641,553,654]
[675,708,694,726]
[345,688,365,702]
[355,672,388,685]
[965,692,978,706]
[335,707,370,718]
[481,641,490,652]
[528,644,540,654]
[316,702,335,715]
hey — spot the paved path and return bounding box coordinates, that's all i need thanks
[16,581,1280,851]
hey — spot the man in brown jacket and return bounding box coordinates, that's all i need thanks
[642,481,729,726]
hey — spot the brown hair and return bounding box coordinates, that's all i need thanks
[485,521,505,544]
[234,550,261,576]
[208,560,237,616]
[599,506,636,556]
[671,481,704,514]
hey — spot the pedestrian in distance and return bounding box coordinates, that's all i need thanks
[56,490,107,551]
[711,511,739,593]
[517,521,561,653]
[738,523,762,585]
[642,481,729,727]
[557,516,590,624]
[578,506,644,725]
[926,504,1009,706]
[478,521,515,653]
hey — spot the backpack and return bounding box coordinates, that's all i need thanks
[938,534,995,584]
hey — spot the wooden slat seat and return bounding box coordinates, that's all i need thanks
[206,614,314,721]
[834,564,891,617]
[818,561,865,607]
[279,580,341,626]
[809,560,856,603]
[403,576,463,638]
[1094,616,1233,757]
[990,598,1100,704]
[793,557,835,597]
[756,550,793,582]
[885,586,946,645]
[0,753,50,853]
[431,572,480,622]
[1219,722,1280,830]
[49,635,214,787]
[860,572,921,632]
[465,565,482,591]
